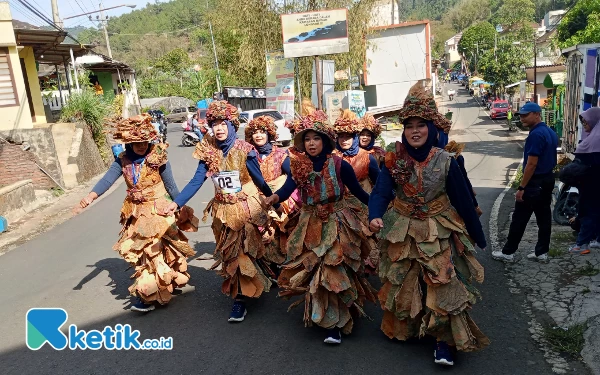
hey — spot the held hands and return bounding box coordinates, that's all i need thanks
[160,202,179,216]
[369,218,384,233]
[262,194,280,208]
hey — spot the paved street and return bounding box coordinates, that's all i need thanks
[0,83,554,374]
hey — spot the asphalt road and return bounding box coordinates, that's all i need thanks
[0,84,552,374]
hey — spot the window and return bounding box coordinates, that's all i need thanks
[494,102,508,108]
[239,113,249,123]
[0,48,18,107]
[199,109,207,120]
[258,111,283,120]
[188,107,197,112]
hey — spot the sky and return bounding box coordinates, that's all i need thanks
[8,0,168,29]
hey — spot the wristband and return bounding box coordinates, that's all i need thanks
[517,186,525,191]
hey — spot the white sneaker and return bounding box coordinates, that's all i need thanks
[323,329,342,344]
[590,240,600,249]
[491,250,516,263]
[526,252,549,263]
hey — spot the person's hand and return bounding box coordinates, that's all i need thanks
[369,218,384,233]
[79,192,98,208]
[475,206,483,217]
[263,194,280,208]
[515,189,524,202]
[480,247,487,252]
[161,202,178,216]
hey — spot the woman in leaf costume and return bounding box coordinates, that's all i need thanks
[333,109,380,273]
[359,113,386,165]
[79,114,198,312]
[162,101,275,323]
[245,115,300,272]
[263,110,375,345]
[368,83,489,366]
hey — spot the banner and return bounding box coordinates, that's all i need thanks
[266,51,295,121]
[281,9,349,58]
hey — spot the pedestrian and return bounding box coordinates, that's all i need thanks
[507,106,514,131]
[161,100,274,322]
[568,107,600,254]
[333,109,380,273]
[368,82,489,366]
[78,114,198,312]
[358,113,386,166]
[492,102,558,263]
[244,115,301,274]
[262,110,375,345]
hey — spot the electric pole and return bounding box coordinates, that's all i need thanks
[50,0,63,28]
[99,0,112,58]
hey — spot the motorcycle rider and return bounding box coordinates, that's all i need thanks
[190,114,203,142]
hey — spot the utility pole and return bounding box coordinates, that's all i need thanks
[533,41,537,102]
[99,1,112,58]
[50,0,63,28]
[315,56,323,109]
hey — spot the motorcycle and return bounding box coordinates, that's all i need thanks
[553,181,579,225]
[181,131,202,147]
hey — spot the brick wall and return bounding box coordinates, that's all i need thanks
[0,143,56,189]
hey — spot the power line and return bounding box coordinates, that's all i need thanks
[107,25,202,36]
[8,1,43,25]
[16,0,87,46]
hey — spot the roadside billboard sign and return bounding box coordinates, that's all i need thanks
[281,9,349,58]
[266,51,295,121]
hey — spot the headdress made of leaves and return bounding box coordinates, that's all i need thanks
[360,113,383,137]
[333,109,361,134]
[290,110,337,151]
[245,115,278,142]
[396,82,452,134]
[112,114,158,144]
[206,100,240,130]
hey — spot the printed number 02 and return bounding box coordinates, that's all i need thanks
[218,176,233,189]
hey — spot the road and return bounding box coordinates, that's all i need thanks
[0,84,552,374]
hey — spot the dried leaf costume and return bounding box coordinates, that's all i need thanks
[93,114,198,305]
[173,101,272,299]
[333,110,380,273]
[360,113,386,164]
[273,111,376,334]
[368,83,489,352]
[245,116,301,266]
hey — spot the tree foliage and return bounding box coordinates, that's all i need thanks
[495,0,536,29]
[557,0,600,48]
[458,21,496,69]
[478,38,531,91]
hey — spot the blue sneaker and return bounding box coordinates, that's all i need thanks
[130,298,155,312]
[323,328,342,344]
[228,300,247,322]
[434,341,454,366]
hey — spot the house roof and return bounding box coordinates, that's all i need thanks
[525,64,565,80]
[13,28,92,65]
[79,53,135,73]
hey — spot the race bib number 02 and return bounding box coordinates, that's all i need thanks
[211,171,242,194]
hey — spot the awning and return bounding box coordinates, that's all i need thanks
[14,28,93,65]
[506,80,526,88]
[543,72,566,88]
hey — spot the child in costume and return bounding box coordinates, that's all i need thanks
[263,110,376,345]
[358,113,386,165]
[245,115,300,273]
[79,114,198,312]
[368,83,489,366]
[333,109,380,273]
[162,101,274,322]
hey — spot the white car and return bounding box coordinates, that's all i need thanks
[238,109,292,146]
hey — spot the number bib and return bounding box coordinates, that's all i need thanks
[211,171,242,194]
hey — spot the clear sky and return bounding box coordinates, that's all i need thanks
[8,0,167,28]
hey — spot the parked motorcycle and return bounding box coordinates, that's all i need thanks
[553,181,579,225]
[181,131,202,147]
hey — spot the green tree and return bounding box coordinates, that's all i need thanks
[458,21,496,71]
[495,0,535,30]
[431,21,457,59]
[557,0,600,48]
[441,0,492,32]
[478,38,530,91]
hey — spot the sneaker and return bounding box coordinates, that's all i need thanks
[323,328,342,344]
[590,240,600,249]
[526,252,549,263]
[491,250,516,263]
[434,341,454,366]
[228,300,247,322]
[130,298,155,312]
[569,244,591,255]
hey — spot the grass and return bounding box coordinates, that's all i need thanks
[582,288,591,294]
[511,165,524,189]
[548,247,566,257]
[50,187,64,197]
[549,231,575,257]
[576,261,600,277]
[543,323,586,359]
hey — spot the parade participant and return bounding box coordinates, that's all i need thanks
[263,110,376,345]
[161,100,274,322]
[436,129,483,216]
[358,113,386,165]
[333,109,380,272]
[79,114,198,312]
[245,115,300,271]
[368,83,489,366]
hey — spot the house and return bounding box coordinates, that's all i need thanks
[524,63,565,105]
[444,33,462,68]
[363,20,431,110]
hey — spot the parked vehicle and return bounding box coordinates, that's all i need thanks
[181,131,202,147]
[553,181,579,225]
[490,100,509,119]
[166,106,197,123]
[239,109,292,146]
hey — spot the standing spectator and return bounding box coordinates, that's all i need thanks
[93,82,103,96]
[507,106,514,131]
[569,108,600,254]
[492,102,558,263]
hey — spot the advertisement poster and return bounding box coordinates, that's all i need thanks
[281,9,349,58]
[347,90,366,118]
[266,51,295,121]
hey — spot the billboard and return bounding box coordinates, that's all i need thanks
[266,51,295,121]
[281,9,349,58]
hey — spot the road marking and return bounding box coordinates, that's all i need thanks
[489,158,523,252]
